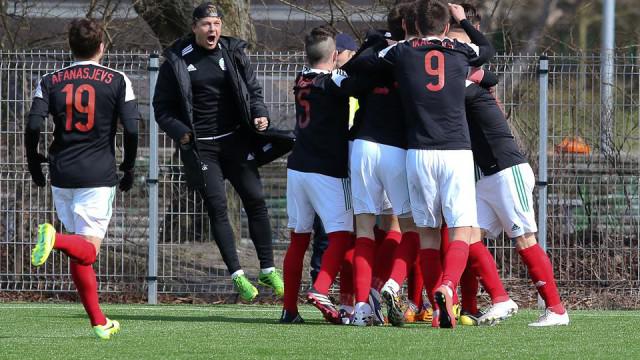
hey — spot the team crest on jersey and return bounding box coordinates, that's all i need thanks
[219,58,226,71]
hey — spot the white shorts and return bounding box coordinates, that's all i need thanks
[476,163,538,239]
[286,169,353,233]
[406,149,478,228]
[350,140,411,216]
[51,186,116,238]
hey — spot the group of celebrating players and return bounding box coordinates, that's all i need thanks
[23,0,570,341]
[281,0,570,328]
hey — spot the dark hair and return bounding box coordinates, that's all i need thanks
[68,18,104,59]
[388,3,407,40]
[416,0,450,36]
[398,1,419,37]
[304,26,337,66]
[449,3,481,29]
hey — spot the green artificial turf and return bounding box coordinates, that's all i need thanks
[0,303,637,359]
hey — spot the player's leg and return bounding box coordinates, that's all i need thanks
[310,215,328,283]
[350,139,384,326]
[517,233,568,326]
[466,226,517,325]
[198,141,257,301]
[281,169,315,323]
[338,238,356,324]
[433,149,478,329]
[511,164,567,326]
[307,174,354,324]
[353,213,377,326]
[222,139,283,298]
[45,187,119,339]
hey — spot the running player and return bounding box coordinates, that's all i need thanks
[449,4,569,327]
[349,1,494,328]
[280,26,370,324]
[25,18,139,339]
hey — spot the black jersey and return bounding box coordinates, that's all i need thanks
[355,78,406,149]
[376,38,483,150]
[465,83,527,175]
[27,61,139,188]
[349,20,494,150]
[183,42,239,137]
[287,69,369,178]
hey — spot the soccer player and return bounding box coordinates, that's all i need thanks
[346,4,417,326]
[449,4,568,327]
[349,1,495,328]
[281,26,370,324]
[25,18,139,339]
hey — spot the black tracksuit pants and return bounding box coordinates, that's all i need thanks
[196,132,275,274]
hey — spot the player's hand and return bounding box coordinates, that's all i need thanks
[180,132,192,145]
[448,3,467,23]
[119,168,134,192]
[27,152,47,187]
[253,117,269,132]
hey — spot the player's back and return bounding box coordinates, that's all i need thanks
[390,39,474,150]
[287,69,350,178]
[32,61,135,188]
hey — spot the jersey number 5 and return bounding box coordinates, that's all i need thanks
[425,50,445,92]
[296,88,311,128]
[62,83,96,132]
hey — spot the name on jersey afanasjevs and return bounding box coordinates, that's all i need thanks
[51,67,114,86]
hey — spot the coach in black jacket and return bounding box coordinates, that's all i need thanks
[153,2,290,301]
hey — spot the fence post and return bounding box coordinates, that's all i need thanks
[537,55,549,310]
[147,54,160,304]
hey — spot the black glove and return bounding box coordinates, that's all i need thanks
[27,153,47,187]
[119,165,134,192]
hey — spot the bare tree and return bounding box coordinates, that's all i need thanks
[133,0,255,49]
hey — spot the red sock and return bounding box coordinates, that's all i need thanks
[439,226,460,304]
[54,233,97,265]
[353,237,375,303]
[460,264,479,314]
[519,244,565,314]
[70,261,106,326]
[340,240,355,306]
[407,260,424,307]
[371,230,402,290]
[468,242,509,303]
[440,240,469,290]
[313,231,352,294]
[388,231,420,286]
[419,248,442,306]
[283,232,311,313]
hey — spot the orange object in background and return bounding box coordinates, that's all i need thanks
[555,136,591,154]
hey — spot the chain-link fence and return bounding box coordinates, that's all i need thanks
[0,50,638,307]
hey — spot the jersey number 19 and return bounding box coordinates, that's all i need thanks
[62,83,96,132]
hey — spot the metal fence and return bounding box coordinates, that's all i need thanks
[0,50,638,308]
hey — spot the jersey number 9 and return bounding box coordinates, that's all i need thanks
[62,83,96,132]
[425,50,445,92]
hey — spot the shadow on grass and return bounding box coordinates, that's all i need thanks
[62,313,332,326]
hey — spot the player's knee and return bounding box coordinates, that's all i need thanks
[514,233,538,250]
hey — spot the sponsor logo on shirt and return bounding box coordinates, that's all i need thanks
[218,58,226,71]
[187,64,197,72]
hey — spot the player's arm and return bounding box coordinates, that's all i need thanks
[236,47,270,130]
[449,3,495,66]
[345,42,397,75]
[468,67,499,88]
[24,78,49,187]
[116,74,140,191]
[327,70,375,98]
[460,19,495,66]
[153,61,193,143]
